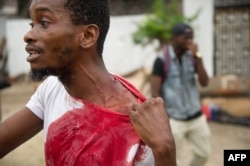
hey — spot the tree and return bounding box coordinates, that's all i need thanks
[132,0,200,47]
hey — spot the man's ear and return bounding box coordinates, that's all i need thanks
[80,24,99,49]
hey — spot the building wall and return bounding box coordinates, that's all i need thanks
[5,19,30,76]
[0,0,17,15]
[4,1,216,77]
[183,0,214,77]
[109,0,152,15]
[5,16,159,76]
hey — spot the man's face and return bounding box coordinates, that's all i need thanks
[173,28,193,52]
[24,0,80,81]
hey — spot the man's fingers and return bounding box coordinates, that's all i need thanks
[154,97,164,105]
[132,97,164,113]
[131,103,140,112]
[129,103,140,123]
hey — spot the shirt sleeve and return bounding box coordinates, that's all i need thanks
[25,77,57,120]
[26,81,49,120]
[152,57,164,77]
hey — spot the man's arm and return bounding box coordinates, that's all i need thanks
[129,98,176,166]
[151,57,164,97]
[151,75,163,97]
[195,56,209,87]
[188,42,209,87]
[0,108,43,158]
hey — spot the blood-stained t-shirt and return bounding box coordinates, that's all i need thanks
[26,76,154,166]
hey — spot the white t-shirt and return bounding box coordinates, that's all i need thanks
[26,76,154,165]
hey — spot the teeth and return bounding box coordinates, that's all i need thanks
[29,51,38,54]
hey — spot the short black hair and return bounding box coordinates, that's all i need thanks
[172,23,192,36]
[64,0,110,56]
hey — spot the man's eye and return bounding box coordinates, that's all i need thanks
[29,22,34,28]
[41,21,49,28]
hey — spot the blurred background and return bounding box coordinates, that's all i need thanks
[0,0,249,165]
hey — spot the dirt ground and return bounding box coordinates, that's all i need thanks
[0,76,249,166]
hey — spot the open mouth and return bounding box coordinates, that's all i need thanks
[26,46,42,62]
[27,51,41,62]
[28,50,39,55]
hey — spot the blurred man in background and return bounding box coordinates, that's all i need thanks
[151,23,211,166]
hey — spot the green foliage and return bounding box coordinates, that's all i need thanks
[132,0,200,46]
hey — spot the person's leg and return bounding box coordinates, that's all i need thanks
[215,109,250,126]
[169,118,188,166]
[186,115,211,166]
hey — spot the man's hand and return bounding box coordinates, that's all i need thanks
[187,42,201,59]
[129,97,176,166]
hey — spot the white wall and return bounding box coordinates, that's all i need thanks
[5,1,215,77]
[5,16,159,77]
[183,0,214,77]
[103,15,158,75]
[6,19,30,76]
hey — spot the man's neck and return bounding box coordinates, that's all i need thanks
[172,45,183,59]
